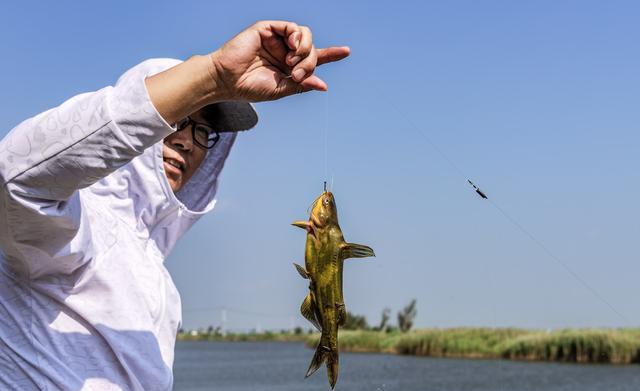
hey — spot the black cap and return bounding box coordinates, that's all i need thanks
[199,101,259,133]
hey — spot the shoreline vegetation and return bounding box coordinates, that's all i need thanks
[177,328,640,365]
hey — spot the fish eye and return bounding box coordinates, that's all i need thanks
[323,198,330,206]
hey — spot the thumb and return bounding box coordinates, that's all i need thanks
[279,74,327,97]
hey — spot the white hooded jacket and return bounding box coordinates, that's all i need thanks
[0,59,254,390]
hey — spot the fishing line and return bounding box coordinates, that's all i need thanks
[487,198,628,322]
[324,89,330,184]
[378,87,628,324]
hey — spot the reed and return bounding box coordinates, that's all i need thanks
[305,328,640,364]
[305,330,403,353]
[498,329,640,364]
[394,327,528,359]
[180,327,640,364]
[178,331,308,343]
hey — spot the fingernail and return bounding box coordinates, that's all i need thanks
[292,68,305,81]
[289,55,301,65]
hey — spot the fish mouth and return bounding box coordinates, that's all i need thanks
[310,213,323,228]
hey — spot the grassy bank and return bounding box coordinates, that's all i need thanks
[305,328,640,364]
[177,330,309,343]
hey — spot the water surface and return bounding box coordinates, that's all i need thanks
[174,341,640,391]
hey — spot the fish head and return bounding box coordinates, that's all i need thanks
[310,191,338,228]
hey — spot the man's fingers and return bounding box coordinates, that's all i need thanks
[263,38,290,68]
[280,78,313,96]
[279,75,327,98]
[295,26,313,57]
[256,20,301,50]
[300,75,328,91]
[288,31,301,51]
[291,45,318,82]
[316,46,351,66]
[287,26,312,66]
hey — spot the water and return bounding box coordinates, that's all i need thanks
[174,341,640,391]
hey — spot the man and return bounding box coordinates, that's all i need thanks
[0,21,349,390]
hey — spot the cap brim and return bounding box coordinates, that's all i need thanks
[200,101,259,133]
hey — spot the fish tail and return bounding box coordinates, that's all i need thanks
[305,334,340,389]
[305,342,328,379]
[326,349,339,389]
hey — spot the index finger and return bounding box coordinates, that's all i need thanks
[316,46,351,66]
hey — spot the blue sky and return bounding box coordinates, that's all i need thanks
[1,1,638,331]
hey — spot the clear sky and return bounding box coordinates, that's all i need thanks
[1,1,638,331]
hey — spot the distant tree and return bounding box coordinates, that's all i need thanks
[294,326,304,335]
[385,325,398,334]
[375,308,391,332]
[343,311,369,330]
[397,299,417,333]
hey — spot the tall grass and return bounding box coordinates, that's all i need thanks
[306,328,640,364]
[304,330,403,353]
[394,328,528,358]
[178,331,308,343]
[498,329,640,364]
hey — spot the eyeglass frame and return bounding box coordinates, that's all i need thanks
[175,116,221,150]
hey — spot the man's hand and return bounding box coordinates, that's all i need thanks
[209,21,350,102]
[145,20,349,125]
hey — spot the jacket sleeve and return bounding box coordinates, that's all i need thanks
[0,60,178,278]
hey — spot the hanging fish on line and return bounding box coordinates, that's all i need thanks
[292,186,375,389]
[468,179,488,199]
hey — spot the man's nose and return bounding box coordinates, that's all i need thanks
[171,127,195,151]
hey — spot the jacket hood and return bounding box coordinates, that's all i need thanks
[89,58,256,257]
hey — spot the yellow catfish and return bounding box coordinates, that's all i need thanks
[292,190,375,389]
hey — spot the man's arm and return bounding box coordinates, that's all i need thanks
[0,21,349,277]
[145,21,350,125]
[0,60,179,277]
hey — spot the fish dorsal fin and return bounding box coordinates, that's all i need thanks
[300,293,321,331]
[339,243,375,260]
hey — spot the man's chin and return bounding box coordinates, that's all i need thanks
[164,162,184,192]
[166,175,182,192]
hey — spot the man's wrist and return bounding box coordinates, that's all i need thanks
[145,55,229,125]
[205,50,232,103]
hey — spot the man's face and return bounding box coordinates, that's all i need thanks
[162,110,209,192]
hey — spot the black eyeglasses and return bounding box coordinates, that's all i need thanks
[175,117,220,149]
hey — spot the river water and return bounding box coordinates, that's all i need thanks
[173,341,640,391]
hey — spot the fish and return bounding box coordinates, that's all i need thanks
[292,190,375,389]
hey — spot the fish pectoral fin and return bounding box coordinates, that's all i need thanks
[300,293,322,331]
[293,263,310,279]
[292,220,317,239]
[340,243,376,260]
[292,220,311,230]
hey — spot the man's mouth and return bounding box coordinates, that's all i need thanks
[163,157,185,173]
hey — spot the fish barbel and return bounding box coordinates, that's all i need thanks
[292,190,375,389]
